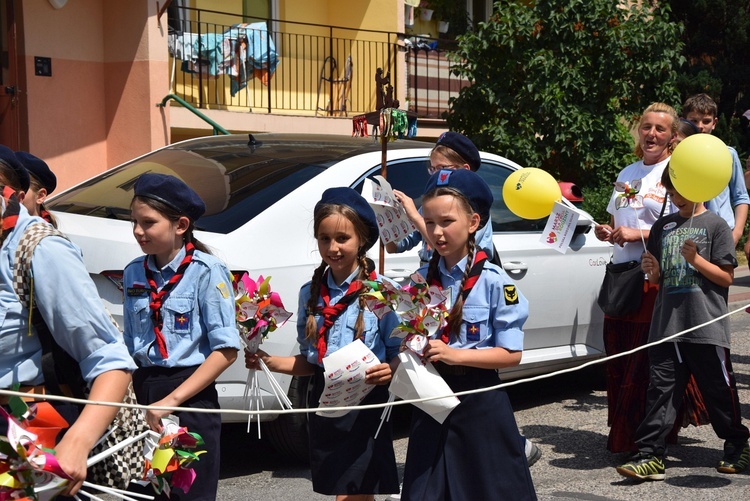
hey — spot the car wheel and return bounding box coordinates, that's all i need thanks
[264,374,313,462]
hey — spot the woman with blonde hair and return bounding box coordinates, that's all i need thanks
[594,102,678,453]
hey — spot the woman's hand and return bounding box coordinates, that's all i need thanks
[609,226,643,247]
[595,224,613,243]
[365,362,393,385]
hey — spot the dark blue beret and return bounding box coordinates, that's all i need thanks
[435,131,481,171]
[133,173,206,221]
[0,145,29,192]
[315,187,379,251]
[15,151,56,194]
[424,169,493,226]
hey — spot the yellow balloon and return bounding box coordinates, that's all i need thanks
[669,134,732,202]
[502,167,562,219]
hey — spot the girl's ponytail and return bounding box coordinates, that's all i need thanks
[305,260,328,342]
[446,233,476,337]
[184,225,211,254]
[352,253,370,341]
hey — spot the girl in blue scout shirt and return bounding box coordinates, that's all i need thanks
[246,187,400,500]
[15,151,58,227]
[123,173,240,500]
[400,169,537,500]
[0,149,135,497]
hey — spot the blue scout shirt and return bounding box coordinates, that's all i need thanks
[705,146,750,229]
[297,267,401,366]
[0,209,136,387]
[395,216,495,263]
[418,254,528,352]
[123,246,241,368]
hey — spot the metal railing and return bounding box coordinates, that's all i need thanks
[157,94,230,135]
[166,6,469,120]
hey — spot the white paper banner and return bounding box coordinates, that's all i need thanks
[317,339,381,418]
[389,351,460,424]
[540,201,579,254]
[361,176,417,244]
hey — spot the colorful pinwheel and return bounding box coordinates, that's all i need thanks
[233,273,292,353]
[614,179,643,209]
[135,417,205,498]
[232,273,294,435]
[362,272,450,354]
[0,401,71,501]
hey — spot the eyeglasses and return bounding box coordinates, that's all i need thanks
[427,164,459,175]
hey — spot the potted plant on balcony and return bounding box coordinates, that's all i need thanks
[425,0,469,37]
[418,1,434,21]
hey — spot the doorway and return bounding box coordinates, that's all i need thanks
[0,0,19,149]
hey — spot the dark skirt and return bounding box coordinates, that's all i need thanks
[129,365,222,501]
[604,281,709,453]
[307,368,399,496]
[401,367,536,501]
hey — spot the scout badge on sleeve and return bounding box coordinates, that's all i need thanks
[232,273,293,437]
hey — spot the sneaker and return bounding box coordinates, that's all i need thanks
[616,452,666,481]
[526,440,542,467]
[717,441,750,474]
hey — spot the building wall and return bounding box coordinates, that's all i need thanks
[19,0,169,191]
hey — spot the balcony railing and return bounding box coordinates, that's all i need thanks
[167,6,468,120]
[404,37,470,120]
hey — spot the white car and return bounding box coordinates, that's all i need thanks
[48,133,610,458]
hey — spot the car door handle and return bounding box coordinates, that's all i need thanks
[502,261,528,272]
[383,269,413,284]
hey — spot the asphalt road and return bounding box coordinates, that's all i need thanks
[213,291,750,500]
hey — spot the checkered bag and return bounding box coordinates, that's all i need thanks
[88,383,149,489]
[13,222,149,489]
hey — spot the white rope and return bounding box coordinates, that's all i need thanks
[3,301,749,416]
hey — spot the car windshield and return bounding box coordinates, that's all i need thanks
[48,134,424,234]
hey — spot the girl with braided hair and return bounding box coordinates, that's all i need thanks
[400,169,536,500]
[246,187,400,500]
[123,173,240,500]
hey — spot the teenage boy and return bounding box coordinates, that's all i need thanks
[682,93,749,246]
[616,167,750,481]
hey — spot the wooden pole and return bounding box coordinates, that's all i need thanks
[379,119,388,275]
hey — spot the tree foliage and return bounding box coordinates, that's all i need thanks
[446,0,684,197]
[666,0,750,156]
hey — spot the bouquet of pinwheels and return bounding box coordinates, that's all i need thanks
[0,395,156,501]
[232,273,293,435]
[362,273,460,428]
[361,272,451,346]
[132,416,205,498]
[0,400,70,501]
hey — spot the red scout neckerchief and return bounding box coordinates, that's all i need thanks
[144,242,195,359]
[431,249,488,343]
[0,185,21,247]
[39,209,53,225]
[315,269,377,363]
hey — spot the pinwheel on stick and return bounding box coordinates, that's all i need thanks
[232,273,293,436]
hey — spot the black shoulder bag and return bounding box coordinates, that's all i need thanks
[596,194,668,317]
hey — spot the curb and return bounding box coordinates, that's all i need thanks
[729,266,750,306]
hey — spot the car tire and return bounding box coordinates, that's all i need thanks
[264,374,313,462]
